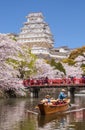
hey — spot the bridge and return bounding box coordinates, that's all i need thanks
[26,83,85,88]
[23,77,85,88]
[23,77,85,98]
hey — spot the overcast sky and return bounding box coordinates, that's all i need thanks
[0,0,85,49]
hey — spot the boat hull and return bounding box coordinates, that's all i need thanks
[38,99,70,115]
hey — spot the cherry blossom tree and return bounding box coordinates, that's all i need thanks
[0,34,26,97]
[7,47,37,79]
[62,63,83,78]
[0,33,85,97]
[34,59,64,78]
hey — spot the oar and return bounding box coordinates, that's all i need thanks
[69,103,71,107]
[27,110,38,115]
[64,98,71,107]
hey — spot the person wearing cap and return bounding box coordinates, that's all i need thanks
[41,95,51,104]
[58,89,67,100]
[45,95,51,103]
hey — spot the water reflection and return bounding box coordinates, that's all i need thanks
[38,109,85,130]
[0,99,27,130]
[0,96,85,130]
[38,113,67,128]
[19,112,38,130]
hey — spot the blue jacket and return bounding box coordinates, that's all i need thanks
[58,92,66,100]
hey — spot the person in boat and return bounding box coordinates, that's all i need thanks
[41,95,51,104]
[58,89,67,100]
[44,95,51,103]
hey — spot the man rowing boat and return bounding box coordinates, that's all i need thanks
[58,89,67,100]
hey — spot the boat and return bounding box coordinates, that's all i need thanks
[38,99,70,115]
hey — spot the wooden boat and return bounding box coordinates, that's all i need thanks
[38,99,70,115]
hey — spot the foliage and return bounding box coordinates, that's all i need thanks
[81,63,85,68]
[55,62,66,75]
[47,59,66,75]
[62,58,76,66]
[69,46,85,59]
[35,59,62,78]
[81,63,85,75]
[12,36,17,41]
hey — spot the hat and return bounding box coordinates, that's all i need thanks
[45,95,50,98]
[61,89,66,92]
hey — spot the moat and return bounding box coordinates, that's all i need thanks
[0,90,85,130]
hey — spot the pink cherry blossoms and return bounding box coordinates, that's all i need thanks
[35,59,64,78]
[0,34,84,97]
[0,34,26,97]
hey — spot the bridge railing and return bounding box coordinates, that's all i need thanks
[23,77,85,87]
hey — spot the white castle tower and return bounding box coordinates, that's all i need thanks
[17,12,71,59]
[18,12,54,49]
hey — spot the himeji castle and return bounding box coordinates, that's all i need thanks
[17,12,71,60]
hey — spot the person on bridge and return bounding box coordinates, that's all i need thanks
[58,89,67,100]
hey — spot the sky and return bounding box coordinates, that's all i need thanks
[0,0,85,49]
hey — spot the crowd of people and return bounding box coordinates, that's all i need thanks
[23,76,85,87]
